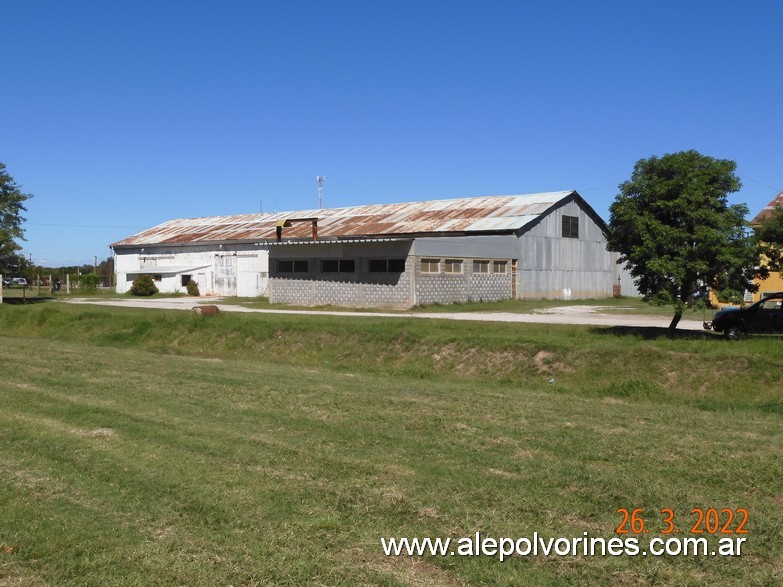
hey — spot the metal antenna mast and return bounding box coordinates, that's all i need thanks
[316,175,325,209]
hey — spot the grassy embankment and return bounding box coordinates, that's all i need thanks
[0,302,781,585]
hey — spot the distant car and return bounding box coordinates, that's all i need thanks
[704,292,783,339]
[2,277,26,287]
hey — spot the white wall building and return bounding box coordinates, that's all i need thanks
[111,191,638,306]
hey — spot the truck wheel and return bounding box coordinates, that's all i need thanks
[724,325,743,340]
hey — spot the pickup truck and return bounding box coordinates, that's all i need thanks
[704,292,783,339]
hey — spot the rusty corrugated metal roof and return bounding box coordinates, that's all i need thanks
[751,191,783,225]
[111,191,577,247]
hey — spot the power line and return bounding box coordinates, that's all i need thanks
[738,175,783,194]
[580,181,623,192]
[26,222,145,229]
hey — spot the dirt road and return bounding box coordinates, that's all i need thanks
[63,297,707,331]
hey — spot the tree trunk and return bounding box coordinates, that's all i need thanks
[668,312,682,332]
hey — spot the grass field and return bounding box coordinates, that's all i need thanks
[0,303,781,585]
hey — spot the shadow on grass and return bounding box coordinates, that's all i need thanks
[592,325,783,341]
[1,296,54,305]
[590,325,719,340]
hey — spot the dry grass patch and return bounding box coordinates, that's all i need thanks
[360,551,469,587]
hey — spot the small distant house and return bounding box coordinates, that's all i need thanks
[111,190,630,308]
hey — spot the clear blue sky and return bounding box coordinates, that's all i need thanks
[3,0,782,266]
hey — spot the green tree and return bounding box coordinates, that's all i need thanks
[95,256,115,288]
[607,150,758,331]
[0,162,32,274]
[754,204,783,272]
[80,273,99,293]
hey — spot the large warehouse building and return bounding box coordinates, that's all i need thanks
[111,190,633,308]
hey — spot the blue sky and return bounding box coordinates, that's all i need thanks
[3,1,782,266]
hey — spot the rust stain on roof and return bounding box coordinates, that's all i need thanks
[111,191,577,247]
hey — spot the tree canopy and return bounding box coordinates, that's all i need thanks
[0,162,32,274]
[607,150,758,330]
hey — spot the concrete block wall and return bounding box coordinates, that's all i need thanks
[269,257,413,309]
[467,272,513,302]
[414,257,513,306]
[269,252,513,309]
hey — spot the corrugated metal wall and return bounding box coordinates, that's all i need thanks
[516,199,615,299]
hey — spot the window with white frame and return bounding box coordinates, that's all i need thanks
[421,258,440,273]
[473,260,489,274]
[444,259,463,274]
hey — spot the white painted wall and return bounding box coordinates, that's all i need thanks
[114,244,269,297]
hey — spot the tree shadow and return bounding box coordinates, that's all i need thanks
[589,325,719,340]
[1,297,54,305]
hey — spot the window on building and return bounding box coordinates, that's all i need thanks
[181,274,192,286]
[421,258,440,273]
[321,259,355,273]
[278,260,308,273]
[153,274,162,282]
[473,260,489,274]
[562,215,579,239]
[370,258,407,273]
[388,258,406,272]
[444,259,463,274]
[493,261,507,274]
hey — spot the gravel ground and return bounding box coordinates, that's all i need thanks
[63,297,708,331]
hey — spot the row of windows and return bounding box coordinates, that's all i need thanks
[276,257,509,275]
[421,259,508,275]
[277,258,406,274]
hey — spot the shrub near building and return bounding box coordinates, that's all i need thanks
[129,274,158,296]
[186,278,200,296]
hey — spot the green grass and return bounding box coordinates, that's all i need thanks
[0,303,781,585]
